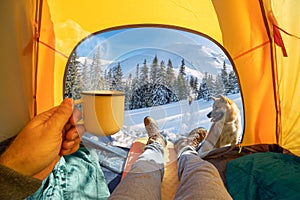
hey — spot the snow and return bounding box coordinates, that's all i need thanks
[85,93,244,148]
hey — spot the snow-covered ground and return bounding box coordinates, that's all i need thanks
[85,93,243,148]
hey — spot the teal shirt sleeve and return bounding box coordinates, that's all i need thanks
[27,147,110,200]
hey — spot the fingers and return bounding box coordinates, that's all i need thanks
[64,108,83,133]
[60,125,85,156]
[60,145,80,156]
[58,99,85,156]
[69,108,82,125]
[65,125,85,140]
[62,136,80,149]
[60,138,80,156]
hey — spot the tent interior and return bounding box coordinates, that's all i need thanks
[1,0,300,199]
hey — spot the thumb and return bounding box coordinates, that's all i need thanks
[47,98,73,131]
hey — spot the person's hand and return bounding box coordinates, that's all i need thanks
[0,98,85,179]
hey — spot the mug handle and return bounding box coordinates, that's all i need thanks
[74,99,84,125]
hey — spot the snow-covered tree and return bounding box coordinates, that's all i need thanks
[197,72,210,100]
[64,50,83,100]
[166,59,175,90]
[112,62,123,91]
[90,46,103,90]
[140,59,149,85]
[129,83,178,110]
[150,55,159,84]
[228,70,240,94]
[206,74,214,95]
[189,76,198,96]
[175,59,189,100]
[135,64,140,80]
[221,61,230,95]
[179,59,186,77]
[81,58,90,91]
[158,60,166,85]
[214,74,224,96]
[176,75,187,100]
[124,73,132,110]
[131,64,140,93]
[105,68,113,90]
[198,82,210,101]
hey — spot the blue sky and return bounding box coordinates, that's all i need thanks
[76,27,225,60]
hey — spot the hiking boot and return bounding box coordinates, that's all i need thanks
[187,127,207,150]
[144,116,167,147]
[174,127,207,157]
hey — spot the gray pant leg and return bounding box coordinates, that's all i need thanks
[174,154,232,200]
[109,143,164,200]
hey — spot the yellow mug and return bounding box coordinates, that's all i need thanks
[75,90,125,136]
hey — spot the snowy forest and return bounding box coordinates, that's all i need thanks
[64,49,240,110]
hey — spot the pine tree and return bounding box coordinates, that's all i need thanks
[198,72,210,100]
[194,77,198,93]
[158,60,166,85]
[176,74,186,100]
[228,70,240,93]
[112,62,123,91]
[234,75,240,93]
[129,64,141,109]
[82,58,90,90]
[106,68,113,90]
[214,74,224,96]
[189,76,198,97]
[135,64,140,80]
[166,59,175,90]
[206,74,214,95]
[140,59,149,86]
[129,83,178,110]
[189,76,194,89]
[176,59,188,100]
[221,61,230,95]
[90,46,103,90]
[228,71,235,94]
[132,64,140,93]
[173,76,179,99]
[124,73,132,110]
[150,55,159,84]
[179,59,186,76]
[64,50,83,100]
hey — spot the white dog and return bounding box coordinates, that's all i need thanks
[198,95,242,157]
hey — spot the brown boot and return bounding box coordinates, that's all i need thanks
[174,127,207,157]
[187,127,207,150]
[144,116,167,147]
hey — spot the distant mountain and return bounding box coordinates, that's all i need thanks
[108,45,232,78]
[78,43,233,80]
[165,43,232,75]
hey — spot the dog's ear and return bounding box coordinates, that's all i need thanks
[211,96,217,101]
[219,94,227,102]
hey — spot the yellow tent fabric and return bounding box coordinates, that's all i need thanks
[265,0,300,158]
[0,0,36,141]
[1,0,300,157]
